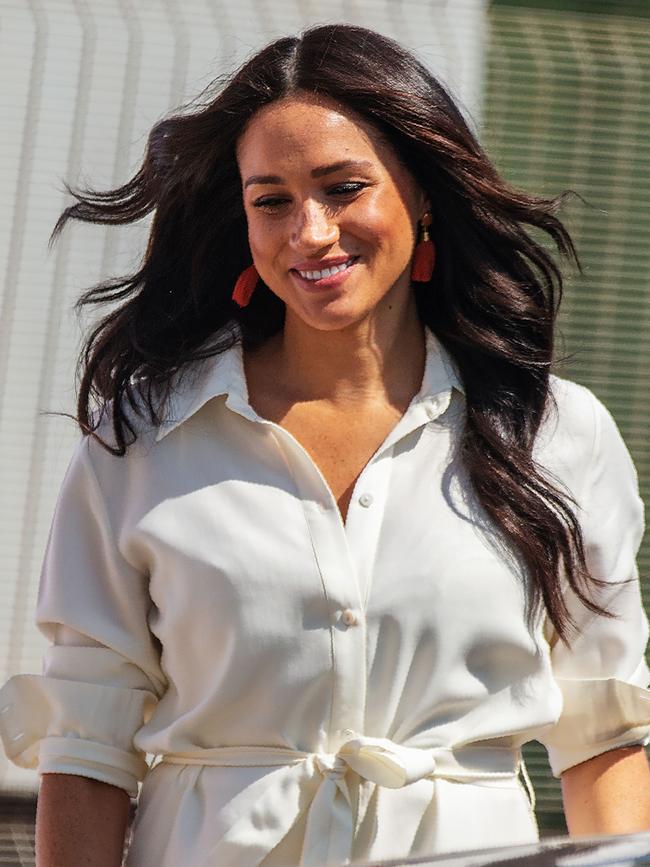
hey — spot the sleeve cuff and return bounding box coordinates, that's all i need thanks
[0,674,156,795]
[38,736,146,796]
[541,675,650,777]
[548,729,650,777]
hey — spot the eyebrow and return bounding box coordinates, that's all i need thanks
[243,159,374,189]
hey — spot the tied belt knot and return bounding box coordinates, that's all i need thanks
[313,731,438,789]
[158,734,523,867]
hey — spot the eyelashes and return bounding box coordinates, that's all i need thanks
[251,181,369,210]
[328,181,367,196]
[251,196,289,209]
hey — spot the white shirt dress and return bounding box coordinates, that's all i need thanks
[1,326,649,866]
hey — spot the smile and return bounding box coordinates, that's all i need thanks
[295,257,358,281]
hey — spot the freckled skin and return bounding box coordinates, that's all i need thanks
[236,93,429,334]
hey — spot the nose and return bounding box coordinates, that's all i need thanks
[290,200,339,252]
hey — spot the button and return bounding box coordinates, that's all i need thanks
[341,608,359,627]
[358,493,373,508]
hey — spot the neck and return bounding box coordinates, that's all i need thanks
[263,298,426,409]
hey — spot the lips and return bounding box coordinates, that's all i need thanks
[291,256,359,282]
[289,255,360,291]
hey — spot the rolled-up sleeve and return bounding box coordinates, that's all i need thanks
[0,437,165,797]
[538,392,650,777]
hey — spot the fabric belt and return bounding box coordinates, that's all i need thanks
[155,734,523,866]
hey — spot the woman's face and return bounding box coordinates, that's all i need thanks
[236,94,428,332]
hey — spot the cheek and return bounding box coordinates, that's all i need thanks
[359,219,416,282]
[246,217,292,299]
[247,216,280,263]
[355,197,416,257]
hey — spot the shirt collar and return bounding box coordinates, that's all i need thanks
[155,323,464,442]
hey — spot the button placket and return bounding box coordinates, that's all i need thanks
[343,451,393,613]
[267,425,367,746]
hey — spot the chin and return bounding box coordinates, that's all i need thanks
[292,299,375,333]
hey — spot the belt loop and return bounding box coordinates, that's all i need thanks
[518,755,536,812]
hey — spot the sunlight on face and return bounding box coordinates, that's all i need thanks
[236,94,428,332]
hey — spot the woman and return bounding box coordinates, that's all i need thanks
[1,23,649,867]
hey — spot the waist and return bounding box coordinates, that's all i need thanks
[157,736,521,786]
[154,736,530,865]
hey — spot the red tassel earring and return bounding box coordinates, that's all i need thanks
[232,264,259,308]
[411,212,436,282]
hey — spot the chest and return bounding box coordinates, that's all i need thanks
[254,401,406,524]
[135,406,534,676]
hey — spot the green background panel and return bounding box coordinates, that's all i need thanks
[484,0,650,834]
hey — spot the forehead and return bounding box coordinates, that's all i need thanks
[236,95,390,172]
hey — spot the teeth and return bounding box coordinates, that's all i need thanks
[298,258,355,281]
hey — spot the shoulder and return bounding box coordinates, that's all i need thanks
[63,397,175,550]
[77,375,180,491]
[60,411,158,523]
[534,376,639,509]
[80,393,161,469]
[539,375,602,448]
[535,375,639,504]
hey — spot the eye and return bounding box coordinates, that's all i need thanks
[251,195,291,210]
[327,181,367,197]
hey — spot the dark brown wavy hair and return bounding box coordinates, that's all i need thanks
[50,23,605,641]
